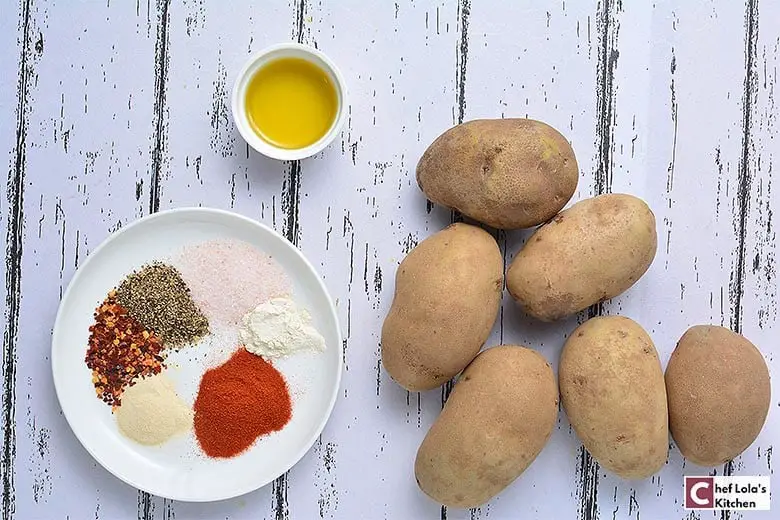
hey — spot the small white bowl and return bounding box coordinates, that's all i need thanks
[231,42,348,161]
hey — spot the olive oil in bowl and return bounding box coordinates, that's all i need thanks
[244,57,339,150]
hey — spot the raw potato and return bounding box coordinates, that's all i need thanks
[559,316,668,479]
[416,119,578,229]
[507,193,657,321]
[665,325,770,466]
[381,223,503,391]
[415,346,558,508]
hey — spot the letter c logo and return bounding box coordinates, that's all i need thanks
[691,482,710,505]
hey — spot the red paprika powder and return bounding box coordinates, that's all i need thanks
[193,347,292,458]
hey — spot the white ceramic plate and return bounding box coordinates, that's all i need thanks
[52,208,342,502]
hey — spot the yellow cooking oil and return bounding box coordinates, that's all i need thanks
[245,57,338,149]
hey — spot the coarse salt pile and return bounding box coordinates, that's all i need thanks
[173,238,291,329]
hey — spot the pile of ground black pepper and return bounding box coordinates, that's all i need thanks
[116,262,209,348]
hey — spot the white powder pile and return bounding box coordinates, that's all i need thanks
[239,297,326,359]
[115,374,193,446]
[173,238,292,328]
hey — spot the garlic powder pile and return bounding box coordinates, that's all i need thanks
[239,297,326,359]
[115,373,193,446]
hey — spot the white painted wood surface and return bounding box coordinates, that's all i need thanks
[2,1,777,519]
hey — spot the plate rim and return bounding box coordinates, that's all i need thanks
[51,206,344,502]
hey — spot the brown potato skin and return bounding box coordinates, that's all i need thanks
[415,346,558,508]
[381,223,503,391]
[416,119,578,229]
[506,193,657,321]
[560,316,668,479]
[665,325,770,466]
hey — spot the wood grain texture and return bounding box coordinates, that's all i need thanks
[2,0,34,516]
[1,1,777,519]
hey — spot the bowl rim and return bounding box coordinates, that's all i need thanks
[231,42,348,161]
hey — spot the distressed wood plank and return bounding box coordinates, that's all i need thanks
[1,0,34,517]
[591,1,745,518]
[6,1,162,518]
[727,2,779,520]
[292,2,468,519]
[596,2,778,520]
[461,2,601,520]
[298,2,482,518]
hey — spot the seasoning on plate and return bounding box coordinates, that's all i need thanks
[115,373,193,446]
[193,347,292,458]
[173,239,291,329]
[116,262,209,348]
[239,297,326,359]
[245,56,338,149]
[85,294,165,407]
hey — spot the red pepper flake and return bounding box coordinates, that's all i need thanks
[84,292,166,407]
